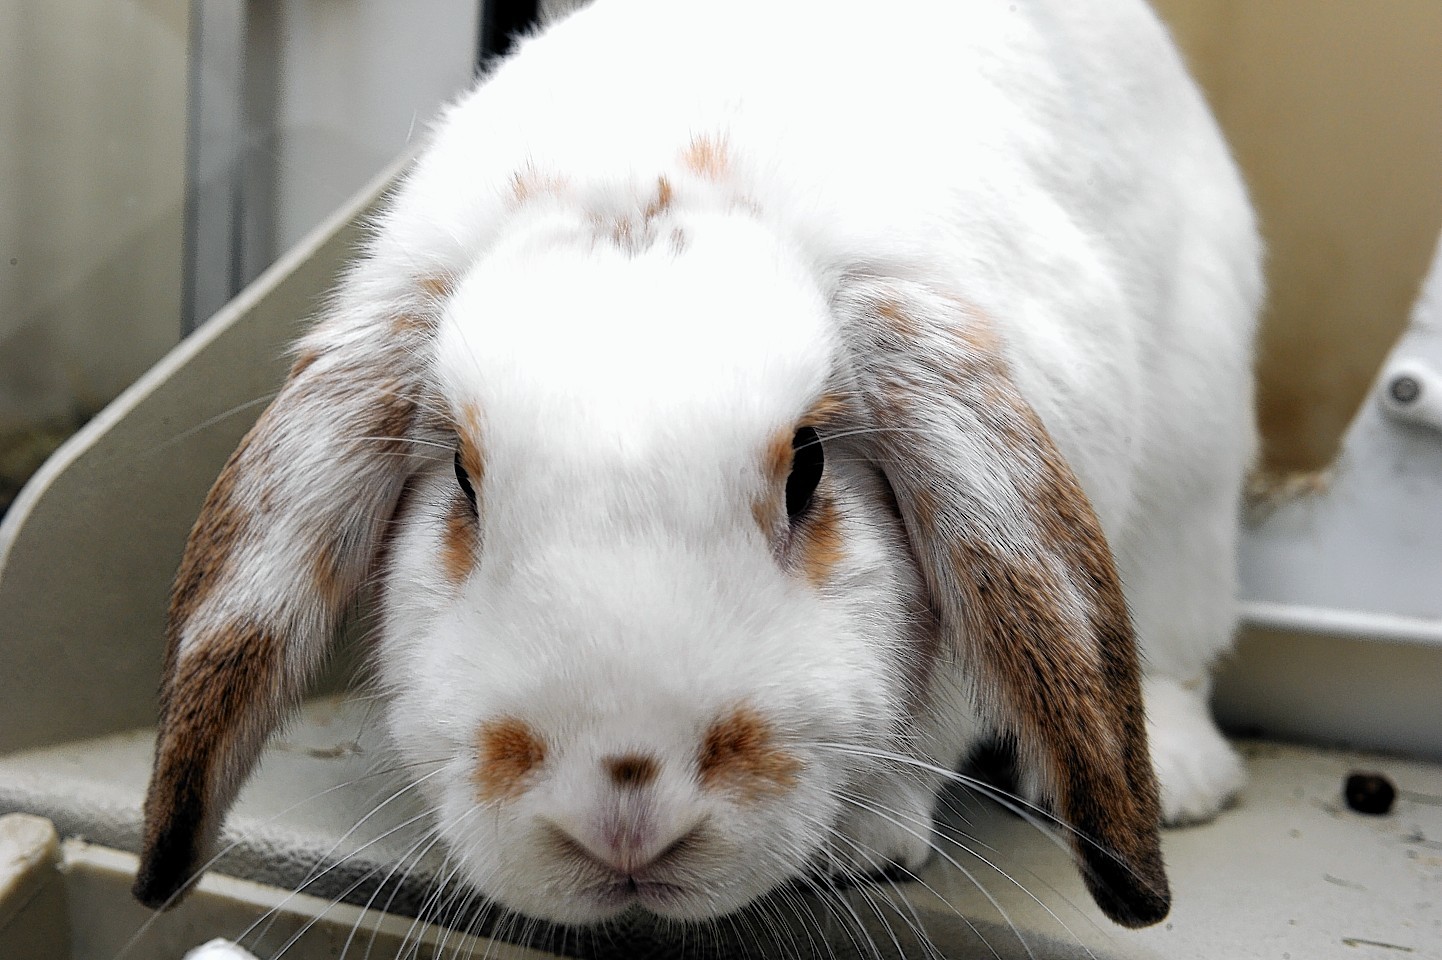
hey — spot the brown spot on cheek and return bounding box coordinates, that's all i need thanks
[698,707,800,801]
[475,718,547,801]
[440,496,478,586]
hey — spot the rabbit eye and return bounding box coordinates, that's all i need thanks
[786,426,824,520]
[454,449,478,513]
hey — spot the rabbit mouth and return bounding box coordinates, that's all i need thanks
[585,877,692,913]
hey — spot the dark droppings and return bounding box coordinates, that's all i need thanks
[1344,772,1397,815]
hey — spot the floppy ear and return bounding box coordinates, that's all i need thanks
[132,277,447,909]
[836,275,1170,928]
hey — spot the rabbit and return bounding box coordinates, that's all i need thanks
[133,0,1261,933]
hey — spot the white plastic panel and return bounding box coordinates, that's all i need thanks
[1239,233,1442,646]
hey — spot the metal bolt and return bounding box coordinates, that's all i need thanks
[1389,375,1421,405]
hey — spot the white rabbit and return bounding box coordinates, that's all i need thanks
[134,0,1260,932]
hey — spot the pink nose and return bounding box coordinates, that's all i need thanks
[550,821,676,876]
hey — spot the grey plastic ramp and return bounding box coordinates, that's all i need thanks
[0,156,406,754]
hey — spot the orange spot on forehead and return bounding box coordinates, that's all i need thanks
[681,133,730,180]
[698,706,800,801]
[474,718,547,802]
[510,165,568,204]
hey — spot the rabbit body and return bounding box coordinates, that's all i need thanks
[136,0,1260,931]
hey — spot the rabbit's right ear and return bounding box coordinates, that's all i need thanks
[133,272,452,910]
[835,274,1170,928]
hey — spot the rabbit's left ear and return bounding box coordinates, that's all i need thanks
[835,275,1170,928]
[132,281,443,910]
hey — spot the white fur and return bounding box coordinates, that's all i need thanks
[360,0,1259,922]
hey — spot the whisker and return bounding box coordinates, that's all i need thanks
[112,760,447,960]
[834,793,1024,960]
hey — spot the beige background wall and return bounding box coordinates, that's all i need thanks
[1153,0,1442,471]
[0,0,190,433]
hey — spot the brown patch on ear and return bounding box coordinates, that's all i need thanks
[681,133,730,180]
[166,434,263,634]
[289,349,321,378]
[475,718,547,801]
[795,495,845,587]
[367,381,418,457]
[803,392,851,427]
[843,279,1169,928]
[604,753,661,789]
[371,476,419,594]
[390,312,430,335]
[419,274,455,300]
[698,706,801,801]
[133,620,280,909]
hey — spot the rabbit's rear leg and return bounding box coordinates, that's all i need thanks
[1118,496,1248,825]
[1143,673,1246,825]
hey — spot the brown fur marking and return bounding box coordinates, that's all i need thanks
[804,392,851,427]
[751,428,793,536]
[765,428,794,485]
[603,753,661,789]
[289,349,321,378]
[441,494,479,585]
[457,404,486,491]
[682,133,730,180]
[166,431,265,638]
[860,283,1168,925]
[796,495,845,587]
[136,619,280,906]
[511,165,569,205]
[419,274,455,300]
[644,176,674,220]
[390,312,429,334]
[475,718,547,801]
[698,706,800,801]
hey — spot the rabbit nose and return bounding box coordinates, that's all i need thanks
[551,817,699,877]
